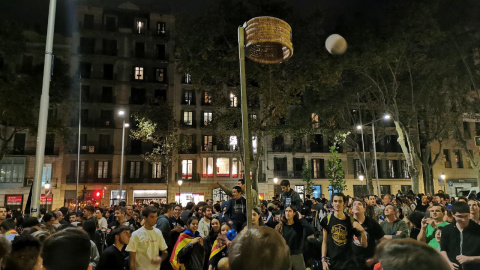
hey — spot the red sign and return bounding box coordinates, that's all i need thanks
[6,195,23,205]
[41,195,53,205]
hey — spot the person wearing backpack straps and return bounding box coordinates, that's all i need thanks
[320,193,367,270]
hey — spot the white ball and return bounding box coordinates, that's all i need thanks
[325,34,348,55]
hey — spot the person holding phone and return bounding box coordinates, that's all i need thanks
[417,203,449,250]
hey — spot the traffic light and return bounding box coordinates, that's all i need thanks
[475,136,480,147]
[94,191,101,199]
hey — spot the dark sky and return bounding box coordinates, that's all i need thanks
[0,0,322,36]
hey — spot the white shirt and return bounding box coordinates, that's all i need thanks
[126,226,168,270]
[198,218,211,238]
[98,217,108,230]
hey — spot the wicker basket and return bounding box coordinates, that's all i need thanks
[245,16,293,64]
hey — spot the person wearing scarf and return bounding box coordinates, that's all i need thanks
[170,216,205,270]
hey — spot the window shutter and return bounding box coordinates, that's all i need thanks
[181,110,185,124]
[139,161,144,178]
[108,160,113,179]
[311,159,314,178]
[94,161,98,179]
[192,134,197,152]
[148,163,153,179]
[126,161,131,179]
[192,160,197,181]
[85,161,89,178]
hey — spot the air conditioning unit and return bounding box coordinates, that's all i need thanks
[89,146,95,153]
[81,146,87,150]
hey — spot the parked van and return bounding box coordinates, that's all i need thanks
[457,187,480,198]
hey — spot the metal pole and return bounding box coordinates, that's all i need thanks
[31,0,57,217]
[179,185,181,206]
[76,77,81,212]
[372,122,381,196]
[357,93,368,183]
[238,26,253,228]
[119,117,126,204]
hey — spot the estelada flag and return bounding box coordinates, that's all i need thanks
[170,229,196,270]
[208,239,226,264]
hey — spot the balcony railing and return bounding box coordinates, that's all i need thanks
[6,147,59,156]
[125,177,167,184]
[66,176,113,184]
[273,171,303,179]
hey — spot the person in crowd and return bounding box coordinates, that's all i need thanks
[199,205,213,237]
[0,235,10,267]
[95,208,108,231]
[170,204,186,244]
[110,206,134,230]
[83,206,96,240]
[416,195,430,212]
[351,198,384,270]
[52,211,63,229]
[417,203,449,249]
[249,207,265,228]
[126,206,168,270]
[41,228,92,270]
[217,179,259,207]
[41,212,57,235]
[67,212,78,226]
[266,209,281,228]
[208,223,231,270]
[3,233,41,270]
[156,204,175,270]
[321,193,367,270]
[125,205,139,229]
[407,211,424,240]
[380,204,409,239]
[375,239,450,270]
[96,225,131,270]
[276,205,315,270]
[375,198,385,220]
[170,216,205,270]
[280,180,302,210]
[0,219,18,242]
[467,199,479,223]
[0,207,7,226]
[225,186,247,232]
[440,202,480,270]
[204,217,221,269]
[181,202,194,224]
[229,227,291,270]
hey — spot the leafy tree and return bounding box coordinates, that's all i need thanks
[327,145,346,193]
[302,161,313,196]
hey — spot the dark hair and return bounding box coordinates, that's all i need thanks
[0,218,16,231]
[272,209,281,216]
[23,217,40,228]
[430,203,446,213]
[115,206,126,214]
[43,212,55,223]
[229,227,291,270]
[41,228,91,270]
[174,204,183,210]
[281,205,300,224]
[186,202,195,210]
[352,198,366,208]
[119,201,127,207]
[238,179,245,185]
[84,206,94,213]
[96,208,104,214]
[233,186,243,194]
[279,179,290,187]
[214,204,221,213]
[202,205,213,213]
[452,202,470,214]
[408,211,425,229]
[376,239,450,270]
[0,234,10,260]
[187,216,199,226]
[142,206,158,218]
[161,204,174,214]
[332,193,346,203]
[252,207,265,226]
[111,225,131,239]
[5,234,41,270]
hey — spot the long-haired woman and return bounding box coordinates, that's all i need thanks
[170,216,205,270]
[275,205,315,270]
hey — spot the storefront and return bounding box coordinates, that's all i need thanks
[40,194,53,211]
[133,190,167,206]
[110,190,127,206]
[175,192,205,207]
[5,195,23,210]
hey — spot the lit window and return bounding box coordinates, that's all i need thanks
[136,20,146,34]
[311,113,319,128]
[152,163,162,178]
[216,158,230,177]
[129,161,141,178]
[204,92,212,104]
[184,73,191,84]
[229,136,238,151]
[182,160,193,180]
[155,68,165,82]
[184,111,193,125]
[157,22,166,35]
[230,92,238,107]
[250,114,257,120]
[203,135,213,151]
[134,67,144,80]
[184,90,194,105]
[204,112,212,126]
[97,161,108,178]
[252,136,257,154]
[202,157,214,177]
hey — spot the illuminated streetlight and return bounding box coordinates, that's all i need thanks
[356,125,362,130]
[118,110,125,116]
[45,183,51,189]
[273,177,278,184]
[178,180,183,206]
[440,173,446,180]
[359,175,364,182]
[383,114,391,120]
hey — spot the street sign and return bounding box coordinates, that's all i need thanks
[475,136,480,147]
[448,181,453,187]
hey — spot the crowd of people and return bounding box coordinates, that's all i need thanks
[1,178,480,270]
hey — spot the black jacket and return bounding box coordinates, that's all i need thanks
[178,241,205,270]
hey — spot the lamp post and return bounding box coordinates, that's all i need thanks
[359,174,365,196]
[356,114,391,196]
[177,179,183,206]
[238,16,293,228]
[440,173,446,192]
[118,110,129,203]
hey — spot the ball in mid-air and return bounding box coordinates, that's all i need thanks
[325,34,348,55]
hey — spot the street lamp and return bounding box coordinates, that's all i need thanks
[273,177,278,184]
[356,114,391,196]
[359,175,365,196]
[440,173,446,192]
[118,110,128,203]
[177,180,183,206]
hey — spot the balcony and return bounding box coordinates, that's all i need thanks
[310,144,326,153]
[273,171,303,179]
[6,147,59,156]
[125,177,167,184]
[68,145,114,155]
[271,144,306,152]
[66,176,113,184]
